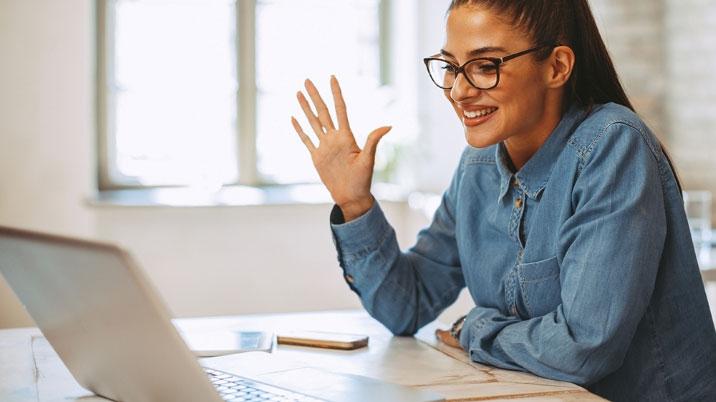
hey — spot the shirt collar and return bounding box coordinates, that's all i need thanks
[495,104,588,201]
[496,142,516,201]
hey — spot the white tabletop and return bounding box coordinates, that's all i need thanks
[0,310,603,401]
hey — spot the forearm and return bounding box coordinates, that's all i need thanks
[331,202,464,335]
[459,306,621,384]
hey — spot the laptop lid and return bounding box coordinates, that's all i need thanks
[0,226,222,402]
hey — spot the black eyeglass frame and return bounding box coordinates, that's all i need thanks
[423,44,556,90]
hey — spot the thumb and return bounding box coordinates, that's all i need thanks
[363,126,392,160]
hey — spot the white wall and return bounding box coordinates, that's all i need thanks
[0,0,471,329]
[0,0,96,327]
[92,202,405,319]
[664,0,716,202]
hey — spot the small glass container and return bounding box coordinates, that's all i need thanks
[684,190,713,267]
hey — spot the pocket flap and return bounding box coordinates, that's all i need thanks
[517,255,560,282]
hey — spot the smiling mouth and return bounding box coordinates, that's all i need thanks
[463,107,498,119]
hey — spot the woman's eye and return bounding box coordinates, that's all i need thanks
[466,61,498,76]
[477,64,497,74]
[440,64,458,74]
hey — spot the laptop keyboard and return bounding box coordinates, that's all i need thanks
[205,368,325,402]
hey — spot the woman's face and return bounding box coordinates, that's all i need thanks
[442,5,553,149]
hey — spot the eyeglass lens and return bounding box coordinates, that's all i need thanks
[426,59,499,89]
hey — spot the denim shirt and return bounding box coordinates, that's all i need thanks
[330,103,716,401]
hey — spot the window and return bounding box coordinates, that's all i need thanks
[97,0,407,190]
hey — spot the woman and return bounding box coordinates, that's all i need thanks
[290,0,716,400]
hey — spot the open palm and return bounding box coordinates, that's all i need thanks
[291,76,391,221]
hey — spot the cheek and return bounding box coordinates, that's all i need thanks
[514,69,548,101]
[494,73,546,115]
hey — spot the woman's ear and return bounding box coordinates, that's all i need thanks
[545,46,575,89]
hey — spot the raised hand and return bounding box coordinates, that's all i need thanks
[291,76,391,222]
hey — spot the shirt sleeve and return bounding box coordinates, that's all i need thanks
[330,152,468,336]
[459,123,667,385]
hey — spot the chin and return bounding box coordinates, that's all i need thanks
[464,127,500,149]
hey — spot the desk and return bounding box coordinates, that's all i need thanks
[0,310,602,401]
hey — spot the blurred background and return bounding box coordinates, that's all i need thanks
[1,0,715,329]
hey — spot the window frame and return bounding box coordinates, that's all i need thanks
[96,0,392,190]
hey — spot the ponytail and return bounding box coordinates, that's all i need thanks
[566,0,632,110]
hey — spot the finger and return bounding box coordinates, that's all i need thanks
[436,329,460,348]
[330,75,351,131]
[436,330,450,344]
[363,126,392,160]
[291,116,316,153]
[304,79,336,131]
[296,91,327,138]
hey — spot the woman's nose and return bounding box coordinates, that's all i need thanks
[449,73,480,102]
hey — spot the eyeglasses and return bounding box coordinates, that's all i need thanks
[423,44,554,90]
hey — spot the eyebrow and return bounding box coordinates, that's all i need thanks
[440,46,508,59]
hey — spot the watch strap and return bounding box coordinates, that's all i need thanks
[450,314,467,340]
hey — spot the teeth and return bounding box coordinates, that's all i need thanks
[464,107,497,119]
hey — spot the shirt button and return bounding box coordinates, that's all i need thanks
[514,198,523,209]
[344,274,355,284]
[513,179,520,189]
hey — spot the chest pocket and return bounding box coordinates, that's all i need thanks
[516,255,562,318]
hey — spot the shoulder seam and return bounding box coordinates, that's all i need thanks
[573,120,660,175]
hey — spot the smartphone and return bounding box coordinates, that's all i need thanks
[276,330,369,350]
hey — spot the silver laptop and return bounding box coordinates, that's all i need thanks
[0,226,444,402]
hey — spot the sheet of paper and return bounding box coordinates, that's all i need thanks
[179,330,274,357]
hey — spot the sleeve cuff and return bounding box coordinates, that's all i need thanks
[330,201,391,258]
[459,307,485,350]
[459,307,515,350]
[329,204,346,224]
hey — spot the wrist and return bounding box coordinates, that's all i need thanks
[338,196,374,222]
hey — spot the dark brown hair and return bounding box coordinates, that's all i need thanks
[448,0,633,112]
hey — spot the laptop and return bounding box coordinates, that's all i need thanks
[0,225,444,402]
